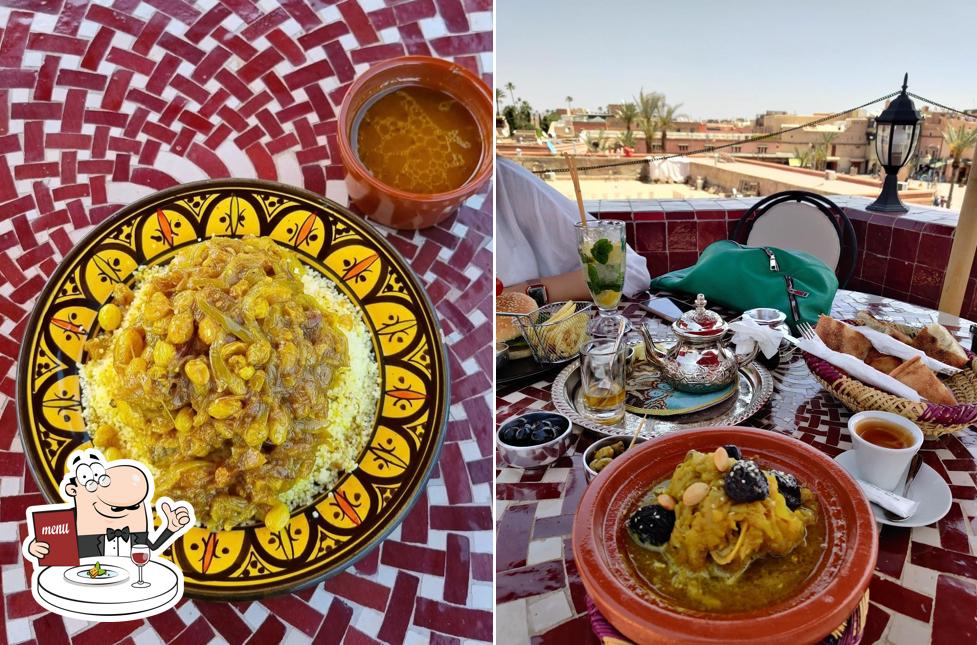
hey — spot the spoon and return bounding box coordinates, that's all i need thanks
[884,452,923,522]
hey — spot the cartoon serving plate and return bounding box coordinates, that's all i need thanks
[40,557,180,618]
[64,562,129,585]
[17,179,449,599]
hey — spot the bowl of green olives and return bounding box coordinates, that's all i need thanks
[583,435,647,483]
[497,412,573,468]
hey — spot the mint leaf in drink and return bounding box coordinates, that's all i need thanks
[587,263,600,288]
[591,238,613,264]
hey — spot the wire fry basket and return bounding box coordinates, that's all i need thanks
[513,301,591,364]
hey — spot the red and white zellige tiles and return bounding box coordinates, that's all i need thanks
[0,1,493,643]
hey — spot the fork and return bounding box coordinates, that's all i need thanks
[797,321,823,345]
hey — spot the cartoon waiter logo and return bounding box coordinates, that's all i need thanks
[21,448,194,621]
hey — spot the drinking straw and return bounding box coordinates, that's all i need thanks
[564,153,588,227]
[628,415,647,450]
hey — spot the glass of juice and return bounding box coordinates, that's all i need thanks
[575,220,627,337]
[579,338,627,425]
[131,544,151,588]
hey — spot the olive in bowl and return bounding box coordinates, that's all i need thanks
[497,412,573,468]
[583,435,647,483]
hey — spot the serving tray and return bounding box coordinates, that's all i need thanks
[552,359,773,438]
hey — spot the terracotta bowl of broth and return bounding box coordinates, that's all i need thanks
[573,427,878,644]
[338,56,492,230]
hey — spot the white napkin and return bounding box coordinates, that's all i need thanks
[855,478,919,519]
[850,324,961,376]
[729,316,782,359]
[791,337,922,402]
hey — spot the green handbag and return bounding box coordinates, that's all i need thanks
[649,240,838,332]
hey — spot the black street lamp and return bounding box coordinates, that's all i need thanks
[867,74,922,213]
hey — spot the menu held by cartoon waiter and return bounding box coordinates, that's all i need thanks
[21,448,195,621]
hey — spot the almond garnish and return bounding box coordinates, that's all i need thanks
[682,482,709,506]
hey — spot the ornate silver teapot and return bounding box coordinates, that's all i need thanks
[640,294,757,394]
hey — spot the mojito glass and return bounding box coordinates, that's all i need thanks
[575,220,627,337]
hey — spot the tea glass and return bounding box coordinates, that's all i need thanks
[575,221,627,338]
[849,411,923,491]
[580,338,627,425]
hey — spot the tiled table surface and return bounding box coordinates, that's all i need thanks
[0,1,492,644]
[496,292,977,645]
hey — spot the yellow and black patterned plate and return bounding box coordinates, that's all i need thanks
[16,179,448,599]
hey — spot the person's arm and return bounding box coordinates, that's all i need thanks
[503,268,591,303]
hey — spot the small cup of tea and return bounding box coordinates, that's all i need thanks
[848,411,923,491]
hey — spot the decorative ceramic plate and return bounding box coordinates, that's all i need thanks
[552,360,772,438]
[17,179,449,600]
[624,361,738,416]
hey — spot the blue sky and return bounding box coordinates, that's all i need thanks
[496,0,977,119]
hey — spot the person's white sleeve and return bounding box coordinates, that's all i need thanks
[623,242,651,297]
[496,157,651,296]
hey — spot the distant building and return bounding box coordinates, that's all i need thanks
[528,104,975,179]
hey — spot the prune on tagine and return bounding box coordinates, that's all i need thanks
[723,444,743,460]
[771,470,802,510]
[628,504,676,547]
[724,459,769,503]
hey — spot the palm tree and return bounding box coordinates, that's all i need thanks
[615,102,639,135]
[814,131,840,171]
[656,101,685,155]
[943,123,977,205]
[634,89,663,154]
[495,88,505,114]
[505,82,516,106]
[619,130,636,148]
[793,146,815,169]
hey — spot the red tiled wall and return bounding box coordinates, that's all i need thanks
[592,197,975,322]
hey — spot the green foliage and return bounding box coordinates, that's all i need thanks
[635,89,663,153]
[616,102,639,133]
[591,238,613,264]
[503,100,534,132]
[540,111,561,133]
[943,123,977,161]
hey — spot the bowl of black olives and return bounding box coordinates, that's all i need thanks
[497,412,573,468]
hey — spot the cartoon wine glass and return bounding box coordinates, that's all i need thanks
[130,544,151,588]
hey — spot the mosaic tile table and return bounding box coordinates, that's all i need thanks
[496,292,977,645]
[0,1,492,643]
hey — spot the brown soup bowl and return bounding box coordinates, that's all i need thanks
[573,427,877,644]
[337,55,492,230]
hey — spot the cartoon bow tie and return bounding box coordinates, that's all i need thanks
[105,527,131,542]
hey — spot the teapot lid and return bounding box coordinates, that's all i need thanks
[674,294,726,337]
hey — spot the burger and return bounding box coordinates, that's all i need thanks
[497,291,537,360]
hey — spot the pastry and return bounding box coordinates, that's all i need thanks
[855,311,914,345]
[911,324,970,369]
[889,356,957,406]
[815,315,872,360]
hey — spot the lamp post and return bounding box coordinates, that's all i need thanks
[866,74,922,213]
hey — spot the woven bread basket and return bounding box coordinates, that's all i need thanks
[802,319,977,438]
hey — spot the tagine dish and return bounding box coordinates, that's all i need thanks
[624,446,824,612]
[18,180,449,598]
[572,427,877,644]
